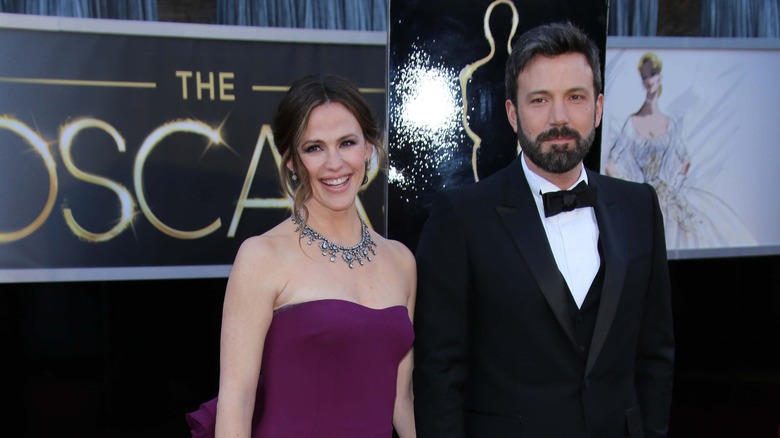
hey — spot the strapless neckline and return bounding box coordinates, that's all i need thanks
[273,298,407,315]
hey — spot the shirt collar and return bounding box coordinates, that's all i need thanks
[520,152,588,219]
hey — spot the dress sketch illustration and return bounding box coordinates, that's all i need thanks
[604,52,755,251]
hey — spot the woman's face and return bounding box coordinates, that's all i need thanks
[294,102,372,215]
[640,61,662,95]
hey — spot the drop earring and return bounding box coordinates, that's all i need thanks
[362,160,370,185]
[290,170,298,182]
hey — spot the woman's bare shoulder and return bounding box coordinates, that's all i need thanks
[371,233,417,308]
[373,233,415,271]
[233,219,298,266]
[225,218,300,304]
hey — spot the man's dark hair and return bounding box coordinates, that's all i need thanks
[505,21,602,104]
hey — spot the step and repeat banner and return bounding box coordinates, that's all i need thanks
[387,0,608,251]
[0,14,387,282]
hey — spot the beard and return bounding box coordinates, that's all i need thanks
[517,120,595,174]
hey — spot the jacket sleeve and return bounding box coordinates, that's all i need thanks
[635,183,675,437]
[413,191,470,438]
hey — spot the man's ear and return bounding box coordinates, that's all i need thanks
[505,99,519,133]
[594,93,604,129]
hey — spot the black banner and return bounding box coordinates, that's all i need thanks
[387,0,608,251]
[0,17,387,282]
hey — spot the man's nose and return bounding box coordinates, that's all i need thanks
[549,100,569,126]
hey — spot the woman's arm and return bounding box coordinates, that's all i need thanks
[214,236,278,438]
[393,244,417,438]
[394,350,416,437]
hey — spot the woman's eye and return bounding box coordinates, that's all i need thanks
[303,145,322,153]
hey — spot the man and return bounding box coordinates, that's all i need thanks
[413,22,674,437]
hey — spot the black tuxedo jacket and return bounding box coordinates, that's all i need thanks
[413,157,674,438]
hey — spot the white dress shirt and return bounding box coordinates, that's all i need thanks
[521,155,600,308]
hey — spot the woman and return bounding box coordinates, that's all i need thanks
[187,74,417,437]
[604,52,753,250]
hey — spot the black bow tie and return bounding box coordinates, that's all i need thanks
[542,181,598,217]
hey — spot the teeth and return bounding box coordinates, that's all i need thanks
[323,176,348,186]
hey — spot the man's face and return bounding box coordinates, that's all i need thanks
[505,52,603,175]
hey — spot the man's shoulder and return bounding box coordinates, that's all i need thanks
[432,182,498,213]
[589,169,648,191]
[436,162,514,202]
[588,169,657,207]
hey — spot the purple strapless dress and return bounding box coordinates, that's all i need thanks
[186,299,414,438]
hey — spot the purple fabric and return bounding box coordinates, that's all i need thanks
[186,299,414,438]
[185,397,218,438]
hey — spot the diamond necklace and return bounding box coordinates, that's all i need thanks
[292,213,377,269]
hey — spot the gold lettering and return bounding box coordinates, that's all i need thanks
[59,118,136,242]
[134,119,224,239]
[175,70,193,100]
[228,124,289,238]
[196,71,215,101]
[0,116,58,243]
[1,115,378,244]
[219,72,235,101]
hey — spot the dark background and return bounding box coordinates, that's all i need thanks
[1,1,779,437]
[3,257,779,437]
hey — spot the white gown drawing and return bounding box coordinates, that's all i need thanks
[604,52,755,251]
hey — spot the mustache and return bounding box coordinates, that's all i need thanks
[535,126,582,143]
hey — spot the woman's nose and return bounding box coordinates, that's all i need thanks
[325,148,344,169]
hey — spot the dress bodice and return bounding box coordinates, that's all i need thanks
[612,115,688,188]
[186,298,414,438]
[258,299,414,437]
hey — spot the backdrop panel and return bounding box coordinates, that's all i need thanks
[0,14,387,282]
[387,0,608,251]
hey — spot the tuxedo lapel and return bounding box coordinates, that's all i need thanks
[494,159,579,350]
[585,171,628,375]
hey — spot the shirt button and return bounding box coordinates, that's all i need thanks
[577,315,584,323]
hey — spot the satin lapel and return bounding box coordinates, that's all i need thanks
[494,159,579,350]
[585,171,628,375]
